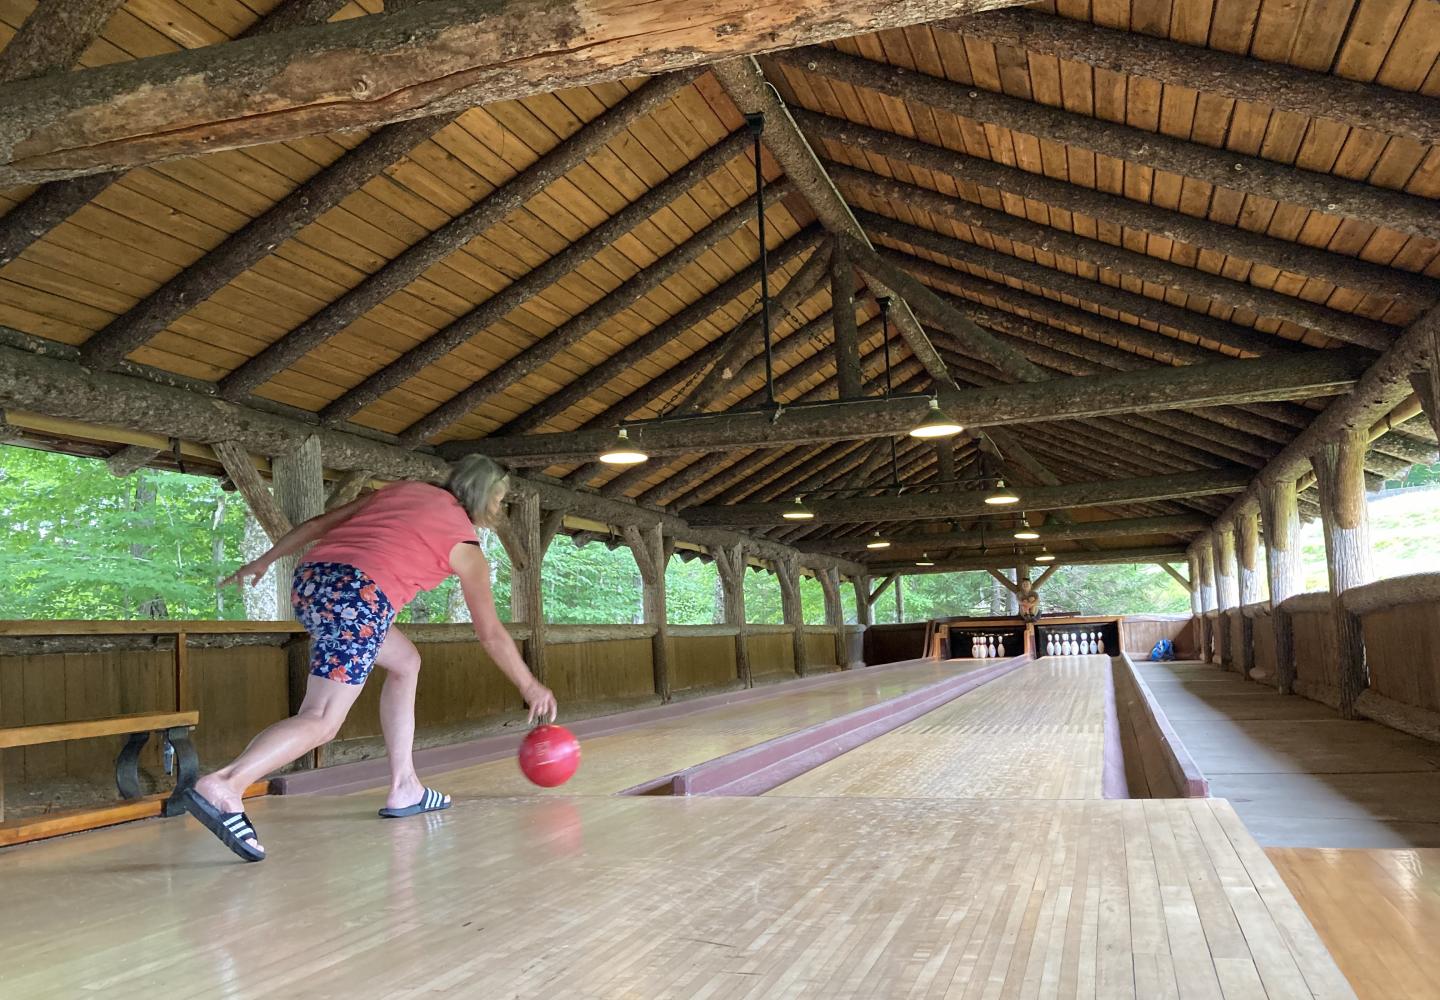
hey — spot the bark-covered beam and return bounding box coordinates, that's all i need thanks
[0,0,1035,184]
[0,0,126,83]
[79,113,455,370]
[443,349,1369,464]
[831,240,864,399]
[494,228,823,436]
[838,166,1394,350]
[711,56,952,385]
[105,444,160,478]
[685,469,1250,527]
[0,0,349,271]
[867,545,1190,573]
[797,513,1210,554]
[1213,305,1440,527]
[792,108,1437,306]
[397,177,794,446]
[0,340,867,575]
[774,47,1440,242]
[870,219,1296,359]
[218,73,695,401]
[961,9,1440,148]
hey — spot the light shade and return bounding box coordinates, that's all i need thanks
[1013,515,1040,541]
[985,478,1020,505]
[866,531,891,550]
[909,397,964,439]
[915,551,935,567]
[1035,549,1056,563]
[598,427,647,465]
[781,496,815,521]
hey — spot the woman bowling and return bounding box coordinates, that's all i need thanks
[185,455,558,862]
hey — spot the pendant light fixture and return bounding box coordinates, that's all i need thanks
[909,397,964,439]
[866,531,891,550]
[782,495,815,521]
[915,552,935,567]
[1013,515,1040,540]
[985,477,1020,505]
[1035,548,1056,563]
[598,427,647,465]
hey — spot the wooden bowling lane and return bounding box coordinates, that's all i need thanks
[415,659,982,798]
[1269,847,1440,1000]
[769,656,1111,800]
[0,792,1354,999]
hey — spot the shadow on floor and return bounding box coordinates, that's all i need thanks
[1136,660,1440,848]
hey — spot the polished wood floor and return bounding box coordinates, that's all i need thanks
[0,659,1362,998]
[430,658,973,797]
[770,656,1109,800]
[1270,847,1440,1000]
[1136,661,1440,848]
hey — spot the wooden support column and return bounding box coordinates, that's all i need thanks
[1212,526,1238,670]
[1312,429,1374,719]
[830,240,864,400]
[774,554,808,676]
[1259,478,1304,694]
[623,523,672,702]
[712,543,752,688]
[1236,508,1262,679]
[324,469,372,511]
[895,575,906,623]
[504,493,547,685]
[818,567,848,668]
[853,574,873,627]
[1197,536,1217,663]
[211,440,292,543]
[272,435,324,618]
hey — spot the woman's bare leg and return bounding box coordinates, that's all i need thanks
[194,675,364,849]
[374,628,430,810]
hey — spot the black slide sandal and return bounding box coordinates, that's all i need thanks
[182,788,267,862]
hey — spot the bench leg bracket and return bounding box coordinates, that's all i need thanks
[113,727,201,818]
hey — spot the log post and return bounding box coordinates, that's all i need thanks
[1198,535,1217,663]
[506,493,547,685]
[853,574,873,627]
[774,554,808,676]
[712,543,752,687]
[271,435,324,617]
[1311,429,1374,719]
[830,240,864,400]
[818,566,848,668]
[1259,478,1304,694]
[895,574,906,622]
[1236,507,1262,680]
[1212,525,1239,670]
[623,523,672,702]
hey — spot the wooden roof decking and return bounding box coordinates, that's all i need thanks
[0,0,1436,571]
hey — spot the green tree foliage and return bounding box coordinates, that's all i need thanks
[0,446,247,619]
[6,445,1437,623]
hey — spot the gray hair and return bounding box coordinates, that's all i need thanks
[445,455,510,524]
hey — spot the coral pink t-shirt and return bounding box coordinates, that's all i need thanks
[305,481,477,609]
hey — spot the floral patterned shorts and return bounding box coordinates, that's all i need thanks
[292,562,396,685]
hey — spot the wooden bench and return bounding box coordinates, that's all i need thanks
[0,710,201,824]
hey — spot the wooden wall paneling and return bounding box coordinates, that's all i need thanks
[669,634,738,692]
[1361,603,1440,715]
[544,638,655,705]
[1250,607,1278,680]
[1290,609,1342,708]
[745,632,796,678]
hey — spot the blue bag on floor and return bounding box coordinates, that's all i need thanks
[1149,639,1175,662]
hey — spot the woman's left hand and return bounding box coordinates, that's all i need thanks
[220,558,272,589]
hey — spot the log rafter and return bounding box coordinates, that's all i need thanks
[774,46,1440,241]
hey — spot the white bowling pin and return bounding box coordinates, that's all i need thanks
[1044,634,1053,655]
[1095,632,1106,654]
[985,635,995,657]
[1091,633,1100,654]
[971,635,980,658]
[1067,633,1076,655]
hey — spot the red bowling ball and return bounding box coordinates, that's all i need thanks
[518,724,581,787]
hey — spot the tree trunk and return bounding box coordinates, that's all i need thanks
[1312,430,1374,719]
[1260,479,1304,694]
[130,473,168,619]
[240,509,279,620]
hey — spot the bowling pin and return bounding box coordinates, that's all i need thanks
[1067,633,1076,655]
[971,634,980,658]
[985,635,994,658]
[1091,633,1100,654]
[1095,632,1105,654]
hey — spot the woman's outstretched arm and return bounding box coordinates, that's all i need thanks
[451,541,557,724]
[220,494,371,589]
